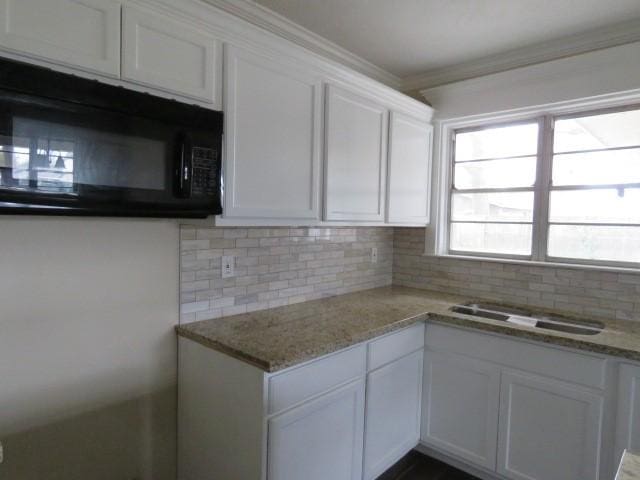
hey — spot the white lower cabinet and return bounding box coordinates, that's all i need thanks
[497,372,603,480]
[363,349,424,480]
[268,378,365,480]
[421,350,500,470]
[421,324,610,480]
[178,324,425,480]
[615,364,640,465]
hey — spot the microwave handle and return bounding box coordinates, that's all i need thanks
[176,134,192,198]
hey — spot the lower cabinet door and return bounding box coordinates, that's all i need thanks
[267,378,365,480]
[421,350,501,470]
[363,350,424,480]
[615,364,640,465]
[497,371,603,480]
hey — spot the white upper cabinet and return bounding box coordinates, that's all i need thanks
[387,112,433,224]
[0,0,121,76]
[324,84,388,222]
[497,372,603,480]
[122,5,222,105]
[223,45,322,220]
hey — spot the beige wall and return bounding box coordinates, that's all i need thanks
[420,41,640,119]
[0,217,179,480]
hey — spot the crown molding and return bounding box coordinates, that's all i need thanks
[200,0,402,89]
[403,18,640,92]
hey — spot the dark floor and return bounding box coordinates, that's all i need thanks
[377,450,479,480]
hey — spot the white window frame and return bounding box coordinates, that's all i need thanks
[429,89,640,272]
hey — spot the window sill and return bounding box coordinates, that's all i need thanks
[425,253,640,275]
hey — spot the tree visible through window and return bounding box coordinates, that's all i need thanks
[449,106,640,266]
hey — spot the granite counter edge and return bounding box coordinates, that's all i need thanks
[176,311,640,373]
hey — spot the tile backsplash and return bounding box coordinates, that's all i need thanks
[180,226,393,322]
[180,226,640,323]
[394,228,640,322]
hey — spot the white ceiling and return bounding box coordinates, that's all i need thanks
[251,0,640,82]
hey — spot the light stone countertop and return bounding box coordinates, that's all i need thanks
[617,451,640,480]
[176,285,640,372]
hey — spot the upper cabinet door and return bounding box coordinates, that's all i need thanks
[325,85,388,222]
[0,0,120,77]
[122,5,222,106]
[223,45,322,220]
[387,112,433,224]
[497,371,603,480]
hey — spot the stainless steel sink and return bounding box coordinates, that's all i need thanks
[450,302,604,336]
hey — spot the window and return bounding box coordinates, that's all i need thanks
[447,105,640,267]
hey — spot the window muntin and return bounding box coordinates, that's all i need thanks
[448,105,640,267]
[449,122,539,257]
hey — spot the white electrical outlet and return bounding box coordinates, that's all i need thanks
[221,255,235,278]
[370,247,378,263]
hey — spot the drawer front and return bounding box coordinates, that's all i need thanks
[368,322,425,371]
[268,345,366,415]
[425,323,606,389]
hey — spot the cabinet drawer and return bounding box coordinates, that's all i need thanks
[425,323,606,389]
[268,345,366,414]
[368,323,425,371]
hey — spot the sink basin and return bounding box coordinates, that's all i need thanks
[450,302,604,336]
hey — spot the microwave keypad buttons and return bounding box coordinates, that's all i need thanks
[191,146,218,196]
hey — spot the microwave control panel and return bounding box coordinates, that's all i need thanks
[191,146,219,197]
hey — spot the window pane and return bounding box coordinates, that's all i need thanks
[554,108,640,153]
[454,157,537,189]
[553,149,640,186]
[452,192,534,222]
[455,123,539,161]
[548,225,640,263]
[550,189,640,224]
[450,223,532,255]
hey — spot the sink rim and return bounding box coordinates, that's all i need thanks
[450,302,605,336]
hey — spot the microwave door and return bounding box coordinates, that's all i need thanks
[73,134,167,195]
[6,116,174,205]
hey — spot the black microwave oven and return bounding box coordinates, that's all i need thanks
[0,57,223,218]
